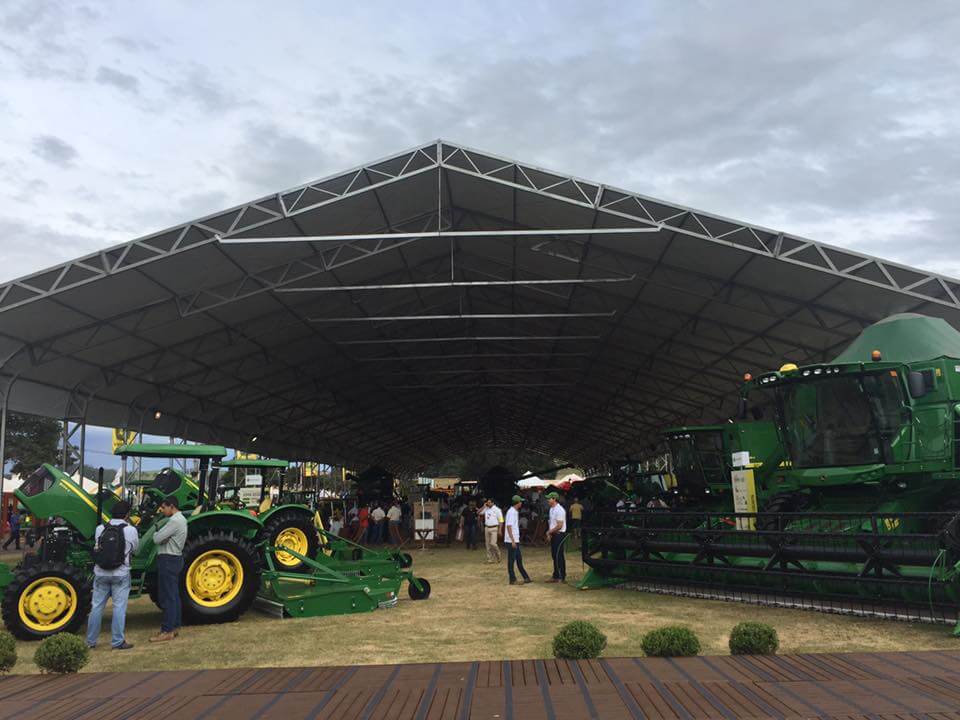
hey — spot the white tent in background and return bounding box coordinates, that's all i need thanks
[517,476,548,489]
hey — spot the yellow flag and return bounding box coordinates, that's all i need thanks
[236,451,259,460]
[111,429,137,451]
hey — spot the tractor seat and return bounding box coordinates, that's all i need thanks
[259,497,273,514]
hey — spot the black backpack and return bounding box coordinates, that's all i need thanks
[92,523,127,570]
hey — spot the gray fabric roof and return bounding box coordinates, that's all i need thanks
[2,140,959,472]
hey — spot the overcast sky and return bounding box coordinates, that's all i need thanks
[2,1,959,468]
[1,0,959,284]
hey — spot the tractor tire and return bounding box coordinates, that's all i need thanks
[756,492,810,532]
[261,509,319,573]
[1,561,91,640]
[408,578,431,600]
[180,530,261,626]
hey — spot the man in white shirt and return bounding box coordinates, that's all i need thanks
[86,501,139,650]
[545,492,567,582]
[504,495,532,585]
[387,501,402,544]
[480,498,503,563]
[371,504,386,544]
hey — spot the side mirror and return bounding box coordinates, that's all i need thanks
[907,371,927,399]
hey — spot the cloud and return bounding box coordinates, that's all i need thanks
[230,123,330,191]
[167,65,255,113]
[31,135,78,168]
[95,65,140,94]
[0,216,102,281]
[107,35,161,53]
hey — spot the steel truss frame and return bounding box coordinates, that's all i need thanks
[0,140,957,471]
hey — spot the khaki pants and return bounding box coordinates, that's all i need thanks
[484,526,501,562]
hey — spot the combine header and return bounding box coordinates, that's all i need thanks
[582,313,960,628]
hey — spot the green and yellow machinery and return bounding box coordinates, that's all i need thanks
[0,449,265,639]
[581,313,960,628]
[0,446,431,638]
[662,415,784,512]
[217,457,320,573]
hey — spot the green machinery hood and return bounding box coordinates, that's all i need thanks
[833,313,960,364]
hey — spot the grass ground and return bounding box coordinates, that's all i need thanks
[4,544,958,673]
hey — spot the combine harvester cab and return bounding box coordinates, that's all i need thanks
[582,313,960,629]
[662,425,736,512]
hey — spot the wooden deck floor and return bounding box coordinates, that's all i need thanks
[0,650,958,719]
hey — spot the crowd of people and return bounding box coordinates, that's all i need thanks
[324,497,414,545]
[451,490,586,584]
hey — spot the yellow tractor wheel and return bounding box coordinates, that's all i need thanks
[179,531,260,625]
[1,561,90,640]
[261,510,319,573]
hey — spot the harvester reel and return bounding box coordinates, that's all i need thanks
[180,530,261,625]
[1,561,91,640]
[261,509,320,573]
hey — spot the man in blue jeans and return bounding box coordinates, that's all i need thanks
[86,501,138,650]
[150,496,187,643]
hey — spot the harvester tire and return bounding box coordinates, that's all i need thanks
[756,492,809,532]
[408,578,431,600]
[180,530,261,626]
[1,561,91,640]
[261,509,319,573]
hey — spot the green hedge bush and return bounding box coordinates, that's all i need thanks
[34,633,89,674]
[729,622,779,655]
[0,631,16,673]
[552,620,607,659]
[641,626,701,657]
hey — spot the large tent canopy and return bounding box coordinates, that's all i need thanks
[2,140,959,473]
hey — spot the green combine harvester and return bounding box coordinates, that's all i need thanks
[582,313,960,628]
[0,445,430,639]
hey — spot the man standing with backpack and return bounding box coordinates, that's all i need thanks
[86,501,138,650]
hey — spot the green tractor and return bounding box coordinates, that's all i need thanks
[217,458,320,574]
[581,313,960,627]
[0,447,264,639]
[661,414,782,512]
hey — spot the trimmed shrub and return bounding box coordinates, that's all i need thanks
[0,631,16,673]
[553,620,607,659]
[729,622,779,655]
[34,633,89,674]
[641,626,701,657]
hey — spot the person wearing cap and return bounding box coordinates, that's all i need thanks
[480,498,503,563]
[504,495,532,585]
[545,491,567,582]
